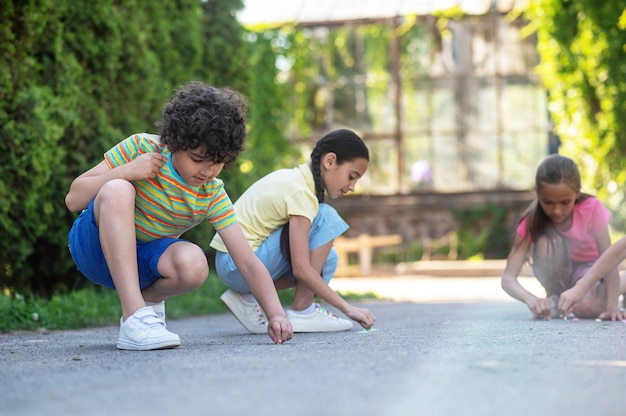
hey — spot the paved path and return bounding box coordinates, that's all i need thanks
[2,276,626,416]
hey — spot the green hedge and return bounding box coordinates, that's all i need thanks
[0,0,289,296]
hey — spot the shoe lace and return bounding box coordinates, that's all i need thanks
[254,304,267,325]
[315,304,339,319]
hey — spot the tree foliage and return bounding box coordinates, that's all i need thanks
[1,0,289,295]
[523,0,626,230]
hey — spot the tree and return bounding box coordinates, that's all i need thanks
[0,0,290,295]
[522,0,626,230]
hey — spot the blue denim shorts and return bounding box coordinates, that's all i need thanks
[215,203,349,293]
[68,200,181,290]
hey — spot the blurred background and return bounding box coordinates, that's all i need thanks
[2,0,626,298]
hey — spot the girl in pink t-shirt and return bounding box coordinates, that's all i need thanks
[501,154,624,320]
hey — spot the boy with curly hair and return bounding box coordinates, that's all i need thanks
[65,81,292,350]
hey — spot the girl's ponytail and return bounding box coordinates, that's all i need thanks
[280,129,369,262]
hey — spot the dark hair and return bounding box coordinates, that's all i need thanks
[523,154,589,240]
[309,129,369,203]
[155,81,247,167]
[280,129,369,262]
[517,154,590,266]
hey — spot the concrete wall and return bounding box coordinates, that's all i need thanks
[327,190,535,250]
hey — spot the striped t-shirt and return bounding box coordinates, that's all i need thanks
[104,133,237,242]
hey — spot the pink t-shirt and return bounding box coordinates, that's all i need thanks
[517,197,611,262]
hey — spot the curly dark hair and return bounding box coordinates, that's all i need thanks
[155,81,247,167]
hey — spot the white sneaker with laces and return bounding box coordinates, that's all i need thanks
[117,306,181,350]
[220,289,268,334]
[287,303,353,332]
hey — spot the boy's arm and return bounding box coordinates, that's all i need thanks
[65,161,114,211]
[65,153,164,212]
[216,224,292,344]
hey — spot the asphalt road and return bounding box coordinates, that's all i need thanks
[2,276,626,416]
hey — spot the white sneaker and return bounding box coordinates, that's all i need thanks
[146,300,166,322]
[287,303,353,332]
[117,306,181,350]
[220,289,268,334]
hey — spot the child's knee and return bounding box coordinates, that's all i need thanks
[99,179,135,201]
[186,251,209,283]
[573,299,605,319]
[171,244,209,286]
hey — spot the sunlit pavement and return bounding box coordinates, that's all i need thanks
[331,275,544,303]
[3,263,626,416]
[330,260,543,304]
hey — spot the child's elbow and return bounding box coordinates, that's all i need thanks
[500,274,515,292]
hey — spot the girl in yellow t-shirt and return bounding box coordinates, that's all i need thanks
[211,129,377,333]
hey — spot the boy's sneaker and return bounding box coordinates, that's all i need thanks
[287,303,353,332]
[220,289,268,334]
[146,300,166,322]
[117,306,181,351]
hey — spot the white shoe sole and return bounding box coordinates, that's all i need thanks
[287,311,353,332]
[116,337,180,351]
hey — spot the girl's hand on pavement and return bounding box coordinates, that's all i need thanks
[527,297,553,319]
[267,316,293,344]
[346,306,376,330]
[558,286,585,318]
[597,308,625,322]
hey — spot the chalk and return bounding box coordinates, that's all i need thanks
[356,328,378,334]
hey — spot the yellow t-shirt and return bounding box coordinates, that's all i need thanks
[210,163,319,252]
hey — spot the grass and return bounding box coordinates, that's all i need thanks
[0,273,378,333]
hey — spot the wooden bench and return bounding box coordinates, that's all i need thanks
[334,233,403,277]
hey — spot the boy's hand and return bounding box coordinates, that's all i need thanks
[267,315,292,344]
[121,153,165,181]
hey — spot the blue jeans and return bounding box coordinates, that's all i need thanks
[215,203,349,292]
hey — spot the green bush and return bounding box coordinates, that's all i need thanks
[0,273,376,332]
[454,205,511,259]
[0,0,290,296]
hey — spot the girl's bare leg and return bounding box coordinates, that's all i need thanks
[570,281,607,318]
[532,234,568,298]
[290,241,333,311]
[534,233,609,318]
[620,271,626,294]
